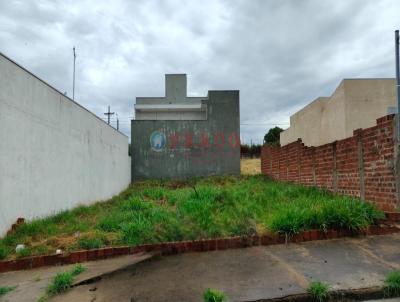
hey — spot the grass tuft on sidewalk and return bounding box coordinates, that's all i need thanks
[0,175,384,260]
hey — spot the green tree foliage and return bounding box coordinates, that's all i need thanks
[264,126,283,145]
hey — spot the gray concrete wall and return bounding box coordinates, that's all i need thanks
[0,53,131,236]
[280,78,396,147]
[131,91,240,180]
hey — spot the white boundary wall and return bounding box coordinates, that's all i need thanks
[0,53,131,236]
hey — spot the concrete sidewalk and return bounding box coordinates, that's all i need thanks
[1,234,400,302]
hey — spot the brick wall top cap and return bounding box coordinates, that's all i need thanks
[377,114,395,124]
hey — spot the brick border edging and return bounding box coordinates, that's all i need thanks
[0,223,399,274]
[385,211,400,222]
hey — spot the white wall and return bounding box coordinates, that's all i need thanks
[0,53,131,236]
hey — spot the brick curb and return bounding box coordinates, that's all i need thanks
[0,223,398,274]
[385,211,400,222]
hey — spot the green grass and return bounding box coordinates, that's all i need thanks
[384,270,400,297]
[0,175,384,260]
[45,264,85,297]
[0,286,16,296]
[203,288,226,302]
[307,281,329,302]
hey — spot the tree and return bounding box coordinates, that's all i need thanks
[264,126,283,145]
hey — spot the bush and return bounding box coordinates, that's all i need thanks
[307,281,329,302]
[203,288,226,302]
[384,270,400,297]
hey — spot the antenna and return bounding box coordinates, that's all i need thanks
[73,47,76,100]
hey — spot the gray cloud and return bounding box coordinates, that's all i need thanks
[1,0,399,143]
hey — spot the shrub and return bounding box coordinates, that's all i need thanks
[203,288,226,302]
[384,270,400,297]
[307,281,329,302]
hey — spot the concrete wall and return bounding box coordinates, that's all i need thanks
[131,91,240,180]
[0,53,131,236]
[280,79,396,147]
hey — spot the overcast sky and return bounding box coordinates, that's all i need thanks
[1,0,399,144]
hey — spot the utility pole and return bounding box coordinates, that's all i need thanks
[117,118,119,131]
[104,106,115,125]
[73,47,76,101]
[396,30,400,140]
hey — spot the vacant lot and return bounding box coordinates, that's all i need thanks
[0,175,383,260]
[240,158,261,175]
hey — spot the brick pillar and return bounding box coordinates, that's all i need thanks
[312,147,316,186]
[297,142,301,183]
[332,141,337,193]
[357,132,365,200]
[393,116,400,208]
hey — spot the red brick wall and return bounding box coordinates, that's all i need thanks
[261,115,398,210]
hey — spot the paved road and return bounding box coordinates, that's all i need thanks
[1,234,400,302]
[45,233,400,302]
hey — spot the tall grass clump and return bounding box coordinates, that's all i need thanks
[46,264,86,296]
[307,281,329,302]
[203,288,226,302]
[267,197,383,236]
[0,286,16,296]
[384,270,400,297]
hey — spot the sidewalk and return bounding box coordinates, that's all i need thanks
[1,233,400,302]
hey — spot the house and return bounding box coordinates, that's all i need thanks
[280,78,397,146]
[131,74,240,180]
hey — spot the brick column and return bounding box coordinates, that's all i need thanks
[357,131,365,200]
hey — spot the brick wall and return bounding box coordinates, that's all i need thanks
[261,115,398,210]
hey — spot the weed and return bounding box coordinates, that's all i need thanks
[307,281,329,302]
[0,176,384,260]
[0,286,15,296]
[71,264,85,276]
[77,236,104,250]
[203,288,226,302]
[46,264,85,295]
[384,270,400,297]
[0,245,8,260]
[16,247,32,259]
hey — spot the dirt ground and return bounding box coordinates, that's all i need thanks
[241,158,261,175]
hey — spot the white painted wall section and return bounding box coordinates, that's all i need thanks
[0,53,131,236]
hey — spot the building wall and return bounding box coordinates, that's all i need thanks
[262,115,398,211]
[280,79,396,147]
[131,91,240,180]
[0,53,131,235]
